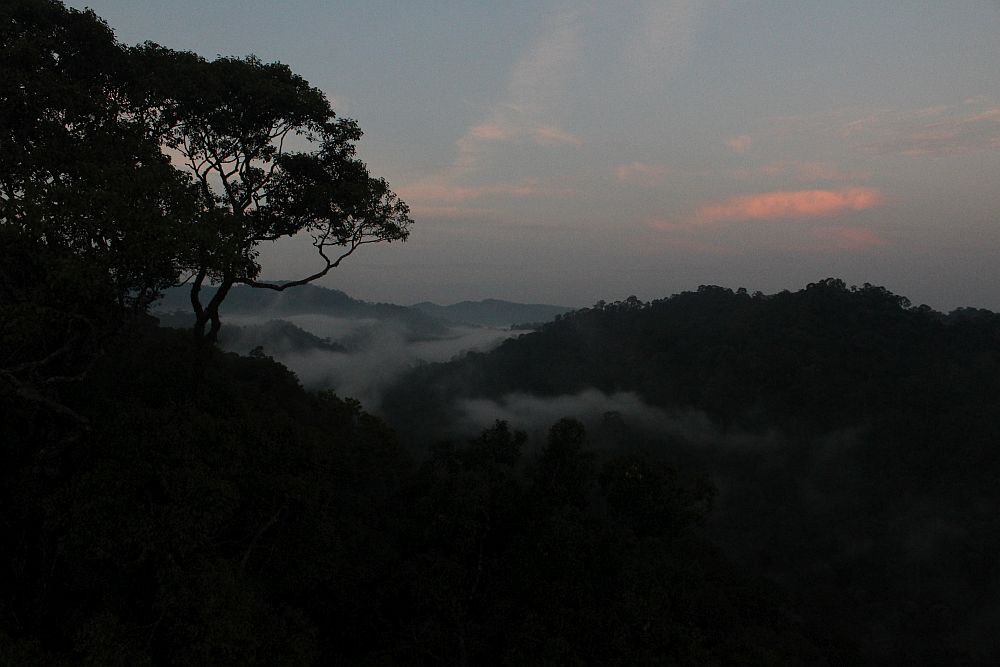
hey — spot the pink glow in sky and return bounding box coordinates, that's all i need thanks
[691,188,884,225]
[65,0,1000,310]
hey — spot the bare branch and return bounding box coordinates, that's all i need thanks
[238,237,362,291]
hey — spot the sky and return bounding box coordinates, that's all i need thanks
[67,1,1000,310]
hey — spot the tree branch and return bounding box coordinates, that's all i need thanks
[0,370,89,426]
[238,235,362,291]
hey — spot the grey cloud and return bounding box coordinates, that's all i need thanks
[227,317,515,410]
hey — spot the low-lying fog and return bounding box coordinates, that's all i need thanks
[220,314,517,409]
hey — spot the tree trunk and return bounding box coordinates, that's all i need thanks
[189,270,233,345]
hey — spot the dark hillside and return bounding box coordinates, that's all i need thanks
[382,279,1000,665]
[0,324,831,664]
[386,279,999,437]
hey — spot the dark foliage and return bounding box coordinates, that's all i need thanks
[383,279,1000,665]
[0,324,829,664]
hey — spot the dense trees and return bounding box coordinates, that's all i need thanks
[385,279,988,437]
[382,280,1000,665]
[1,0,196,420]
[1,324,833,664]
[1,0,197,313]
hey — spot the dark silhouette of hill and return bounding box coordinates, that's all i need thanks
[410,298,573,327]
[386,279,1000,437]
[156,312,347,355]
[155,283,453,340]
[0,322,832,665]
[382,279,1000,666]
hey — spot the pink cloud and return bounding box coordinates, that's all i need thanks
[691,187,884,224]
[615,162,670,185]
[533,125,583,146]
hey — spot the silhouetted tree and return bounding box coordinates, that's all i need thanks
[128,44,412,342]
[0,0,197,312]
[2,1,412,347]
[1,0,196,419]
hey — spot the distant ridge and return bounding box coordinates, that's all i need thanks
[155,284,573,329]
[156,283,390,317]
[410,298,573,327]
[153,283,452,339]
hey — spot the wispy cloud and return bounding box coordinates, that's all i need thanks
[507,9,582,113]
[845,103,1000,157]
[401,8,586,218]
[690,187,884,224]
[623,0,705,88]
[453,8,585,170]
[645,186,887,254]
[399,2,713,223]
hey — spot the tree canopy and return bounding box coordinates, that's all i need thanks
[129,44,412,340]
[1,0,197,418]
[1,0,412,345]
[0,0,197,313]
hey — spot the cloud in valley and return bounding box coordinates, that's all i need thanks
[454,389,786,450]
[251,317,516,409]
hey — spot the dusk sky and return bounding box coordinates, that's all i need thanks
[68,1,1000,309]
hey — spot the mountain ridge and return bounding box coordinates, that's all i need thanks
[410,298,573,327]
[155,283,574,330]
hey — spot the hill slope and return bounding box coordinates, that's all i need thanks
[383,279,1000,665]
[1,324,828,665]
